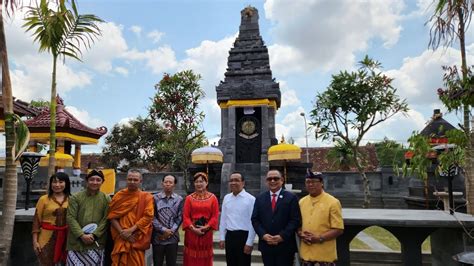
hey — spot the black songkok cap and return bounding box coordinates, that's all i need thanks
[86,169,105,181]
[306,170,323,181]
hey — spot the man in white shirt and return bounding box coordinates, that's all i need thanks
[219,172,256,266]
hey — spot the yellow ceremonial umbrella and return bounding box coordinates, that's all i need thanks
[39,152,74,168]
[268,137,302,182]
[191,146,224,174]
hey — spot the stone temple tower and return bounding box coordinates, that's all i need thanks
[217,6,281,197]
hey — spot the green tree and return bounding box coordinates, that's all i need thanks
[23,0,103,178]
[101,117,171,172]
[310,56,409,208]
[402,132,433,208]
[401,129,466,209]
[428,0,474,213]
[149,70,206,189]
[374,138,407,167]
[327,139,355,171]
[0,0,32,262]
[436,129,467,174]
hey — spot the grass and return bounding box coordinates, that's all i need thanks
[178,225,432,253]
[352,226,431,252]
[363,226,400,251]
[350,237,371,250]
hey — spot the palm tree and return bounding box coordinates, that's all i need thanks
[0,0,33,262]
[23,0,103,177]
[428,0,474,213]
[327,139,355,171]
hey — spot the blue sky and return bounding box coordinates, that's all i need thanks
[6,0,473,153]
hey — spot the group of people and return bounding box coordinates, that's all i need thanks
[33,169,153,266]
[249,170,343,266]
[32,168,344,266]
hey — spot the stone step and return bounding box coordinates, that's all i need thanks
[145,243,263,265]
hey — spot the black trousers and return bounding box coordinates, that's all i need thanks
[225,230,251,266]
[261,251,295,266]
[152,243,178,266]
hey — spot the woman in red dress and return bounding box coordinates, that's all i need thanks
[183,172,219,266]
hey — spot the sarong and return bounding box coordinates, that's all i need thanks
[66,249,104,266]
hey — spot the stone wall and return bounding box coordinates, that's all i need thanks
[0,167,464,210]
[282,167,410,209]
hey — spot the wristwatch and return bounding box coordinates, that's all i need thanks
[319,236,325,244]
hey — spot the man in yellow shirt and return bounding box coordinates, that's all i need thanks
[298,171,344,266]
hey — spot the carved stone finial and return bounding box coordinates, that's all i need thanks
[56,95,64,106]
[243,5,255,17]
[240,5,259,22]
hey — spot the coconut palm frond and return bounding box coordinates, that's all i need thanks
[428,0,473,49]
[23,0,103,60]
[13,114,30,161]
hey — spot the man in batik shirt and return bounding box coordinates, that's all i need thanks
[152,174,183,266]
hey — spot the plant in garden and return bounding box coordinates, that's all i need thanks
[310,56,408,208]
[436,129,467,175]
[149,70,206,189]
[374,138,407,167]
[401,129,467,208]
[327,139,356,171]
[401,132,433,208]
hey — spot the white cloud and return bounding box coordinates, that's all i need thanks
[279,80,300,108]
[124,46,178,74]
[83,22,129,73]
[208,136,221,147]
[65,106,104,128]
[114,67,129,76]
[10,54,92,101]
[179,35,235,96]
[264,0,405,73]
[268,44,305,75]
[281,90,300,108]
[365,109,427,144]
[275,107,322,147]
[274,104,427,148]
[7,15,126,101]
[118,117,133,126]
[200,97,221,136]
[147,30,165,44]
[129,25,142,37]
[385,47,474,107]
[408,0,434,18]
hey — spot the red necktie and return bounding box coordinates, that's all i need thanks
[271,193,277,211]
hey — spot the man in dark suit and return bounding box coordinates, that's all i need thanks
[251,169,301,266]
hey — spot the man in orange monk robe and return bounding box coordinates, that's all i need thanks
[108,169,154,266]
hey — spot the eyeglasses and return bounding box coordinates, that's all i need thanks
[266,177,281,182]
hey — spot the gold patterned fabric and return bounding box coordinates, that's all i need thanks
[33,194,68,265]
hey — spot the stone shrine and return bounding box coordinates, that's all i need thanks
[217,6,281,197]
